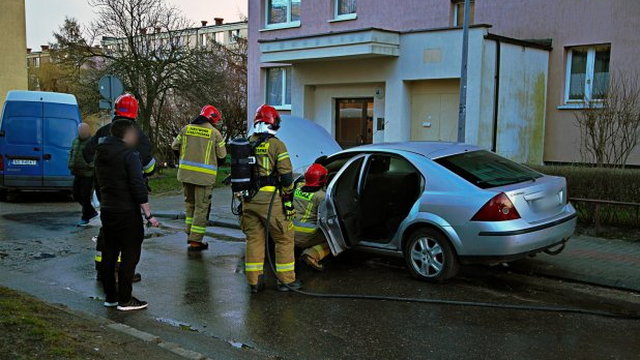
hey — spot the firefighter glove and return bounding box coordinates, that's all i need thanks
[282,193,295,220]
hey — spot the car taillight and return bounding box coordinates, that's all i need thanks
[471,192,521,221]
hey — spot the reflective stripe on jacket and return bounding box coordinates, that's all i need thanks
[172,122,226,186]
[293,185,325,236]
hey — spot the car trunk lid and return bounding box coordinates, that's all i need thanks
[494,175,568,224]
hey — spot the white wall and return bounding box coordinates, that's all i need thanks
[495,43,549,164]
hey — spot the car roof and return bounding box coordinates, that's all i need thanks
[340,141,484,159]
[5,90,78,105]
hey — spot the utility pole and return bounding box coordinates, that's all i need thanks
[457,0,471,143]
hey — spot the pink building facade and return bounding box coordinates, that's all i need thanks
[248,0,640,165]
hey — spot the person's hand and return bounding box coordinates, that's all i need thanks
[147,216,160,228]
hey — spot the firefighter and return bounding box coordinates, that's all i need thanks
[293,164,331,271]
[84,93,155,281]
[241,104,301,293]
[171,105,227,251]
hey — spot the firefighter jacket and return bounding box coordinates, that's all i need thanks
[293,184,326,239]
[249,133,294,195]
[172,119,226,186]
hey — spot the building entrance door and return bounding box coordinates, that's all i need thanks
[335,98,374,148]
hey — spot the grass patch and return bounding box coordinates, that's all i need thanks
[149,167,230,194]
[0,287,89,359]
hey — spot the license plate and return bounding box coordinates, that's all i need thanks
[11,159,37,166]
[534,194,562,211]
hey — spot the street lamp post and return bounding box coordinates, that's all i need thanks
[457,0,471,143]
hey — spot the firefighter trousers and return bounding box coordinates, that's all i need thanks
[183,183,213,243]
[241,188,296,285]
[295,232,331,263]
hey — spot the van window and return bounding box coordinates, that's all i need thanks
[44,103,79,120]
[5,117,42,145]
[44,118,77,148]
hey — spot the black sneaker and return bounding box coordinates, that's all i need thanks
[250,275,265,294]
[104,296,118,308]
[117,297,148,311]
[277,279,302,292]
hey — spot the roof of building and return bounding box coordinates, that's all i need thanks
[5,91,78,105]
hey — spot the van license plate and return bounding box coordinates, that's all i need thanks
[11,159,37,166]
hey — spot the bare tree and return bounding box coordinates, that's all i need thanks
[575,71,640,168]
[85,0,205,142]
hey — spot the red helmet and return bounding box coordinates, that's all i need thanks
[254,104,281,130]
[304,164,329,187]
[114,93,139,120]
[200,105,222,125]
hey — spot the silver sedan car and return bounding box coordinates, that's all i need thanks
[278,116,577,281]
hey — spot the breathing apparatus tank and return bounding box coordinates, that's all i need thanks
[229,137,256,195]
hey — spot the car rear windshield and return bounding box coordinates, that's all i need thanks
[435,150,542,189]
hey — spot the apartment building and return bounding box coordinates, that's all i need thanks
[0,0,28,104]
[248,0,640,165]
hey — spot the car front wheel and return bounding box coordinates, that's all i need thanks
[404,227,459,282]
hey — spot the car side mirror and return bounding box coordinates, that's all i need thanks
[314,155,328,165]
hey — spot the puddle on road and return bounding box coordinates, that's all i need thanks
[154,317,254,350]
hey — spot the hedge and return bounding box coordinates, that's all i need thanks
[530,165,640,228]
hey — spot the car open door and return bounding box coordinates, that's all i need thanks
[318,155,367,255]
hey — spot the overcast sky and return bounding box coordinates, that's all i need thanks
[25,0,247,49]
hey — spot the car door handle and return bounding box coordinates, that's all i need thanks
[33,147,41,151]
[43,154,52,160]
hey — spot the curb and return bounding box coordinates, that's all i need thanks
[49,302,213,360]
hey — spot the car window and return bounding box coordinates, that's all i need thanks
[435,150,542,189]
[322,153,359,183]
[333,157,364,198]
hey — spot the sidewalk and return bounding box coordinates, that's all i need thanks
[509,235,640,292]
[153,187,640,292]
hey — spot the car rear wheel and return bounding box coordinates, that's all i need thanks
[403,228,459,282]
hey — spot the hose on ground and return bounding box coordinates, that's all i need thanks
[256,189,640,321]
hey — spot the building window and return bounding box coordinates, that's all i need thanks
[266,67,292,109]
[335,0,357,20]
[265,0,301,29]
[229,29,241,43]
[453,1,475,27]
[565,45,611,102]
[214,32,224,44]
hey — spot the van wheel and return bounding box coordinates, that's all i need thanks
[403,228,459,282]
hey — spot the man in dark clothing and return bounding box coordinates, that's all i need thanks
[95,119,160,312]
[69,123,98,226]
[84,94,154,281]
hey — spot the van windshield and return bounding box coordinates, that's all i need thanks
[435,150,542,189]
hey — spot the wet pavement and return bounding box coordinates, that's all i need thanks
[1,193,640,359]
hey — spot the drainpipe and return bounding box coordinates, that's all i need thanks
[457,0,471,143]
[491,40,501,152]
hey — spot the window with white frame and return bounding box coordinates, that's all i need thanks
[266,67,292,109]
[229,29,241,43]
[265,0,301,29]
[453,1,475,27]
[565,45,610,102]
[335,0,357,20]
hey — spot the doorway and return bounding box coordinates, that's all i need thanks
[335,98,374,148]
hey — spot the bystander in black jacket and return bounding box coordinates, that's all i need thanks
[94,136,149,212]
[84,116,155,175]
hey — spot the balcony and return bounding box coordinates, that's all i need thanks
[259,28,400,63]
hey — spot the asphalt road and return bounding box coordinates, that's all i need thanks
[1,193,640,359]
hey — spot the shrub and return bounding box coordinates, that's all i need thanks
[530,165,640,228]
